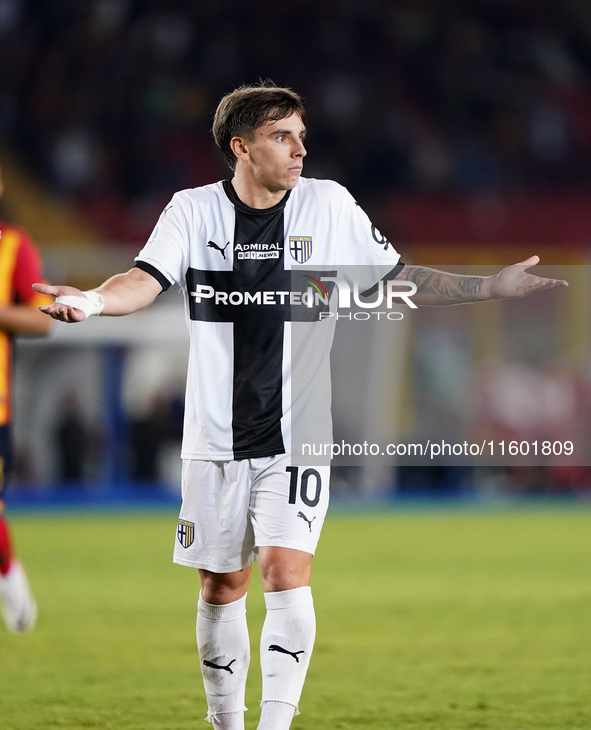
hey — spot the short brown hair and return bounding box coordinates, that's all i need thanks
[212,82,306,170]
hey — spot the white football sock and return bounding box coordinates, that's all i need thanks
[197,592,249,727]
[258,701,297,730]
[258,586,316,729]
[0,559,37,634]
[209,711,245,730]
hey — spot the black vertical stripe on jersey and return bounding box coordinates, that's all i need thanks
[185,182,292,459]
[230,201,290,458]
[186,255,336,460]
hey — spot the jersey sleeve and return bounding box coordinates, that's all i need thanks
[335,187,403,293]
[134,193,189,289]
[13,232,53,307]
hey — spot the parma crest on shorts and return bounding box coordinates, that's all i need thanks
[177,519,195,548]
[289,236,312,264]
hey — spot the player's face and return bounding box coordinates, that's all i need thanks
[240,113,307,192]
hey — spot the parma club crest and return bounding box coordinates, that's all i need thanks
[289,236,312,264]
[177,519,195,548]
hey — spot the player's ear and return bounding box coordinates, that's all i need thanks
[230,136,250,164]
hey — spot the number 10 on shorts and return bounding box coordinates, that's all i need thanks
[286,466,322,507]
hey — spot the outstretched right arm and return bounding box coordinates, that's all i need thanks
[33,267,163,323]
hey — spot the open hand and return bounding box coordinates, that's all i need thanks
[32,283,88,323]
[490,256,568,299]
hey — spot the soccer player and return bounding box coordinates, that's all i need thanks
[0,163,52,633]
[33,84,567,729]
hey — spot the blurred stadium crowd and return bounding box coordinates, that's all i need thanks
[2,0,591,242]
[1,0,590,497]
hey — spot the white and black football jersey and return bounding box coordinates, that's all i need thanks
[135,177,402,461]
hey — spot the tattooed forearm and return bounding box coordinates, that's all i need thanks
[458,277,484,295]
[397,265,489,306]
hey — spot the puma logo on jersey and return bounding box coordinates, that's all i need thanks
[297,511,316,532]
[268,645,305,662]
[207,241,231,259]
[203,659,236,674]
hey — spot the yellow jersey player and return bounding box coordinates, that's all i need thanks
[0,163,52,633]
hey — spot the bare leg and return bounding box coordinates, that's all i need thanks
[258,546,312,592]
[199,566,252,604]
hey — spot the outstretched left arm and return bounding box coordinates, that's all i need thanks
[394,256,568,306]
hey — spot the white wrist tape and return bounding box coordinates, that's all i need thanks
[54,291,105,319]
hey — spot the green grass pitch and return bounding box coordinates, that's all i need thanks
[1,507,590,729]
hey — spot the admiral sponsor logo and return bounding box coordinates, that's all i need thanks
[235,242,282,260]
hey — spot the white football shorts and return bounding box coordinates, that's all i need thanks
[173,453,330,573]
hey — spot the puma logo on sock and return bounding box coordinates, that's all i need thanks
[268,644,305,662]
[203,658,236,674]
[297,511,316,532]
